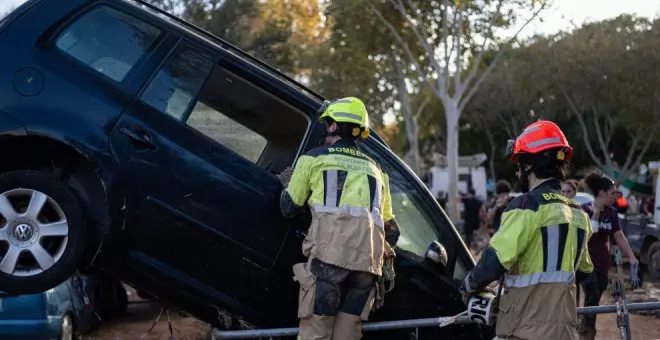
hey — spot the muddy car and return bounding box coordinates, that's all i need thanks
[0,0,486,338]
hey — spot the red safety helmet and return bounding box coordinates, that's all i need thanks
[504,120,574,163]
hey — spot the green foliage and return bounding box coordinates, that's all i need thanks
[145,1,660,183]
[462,14,660,182]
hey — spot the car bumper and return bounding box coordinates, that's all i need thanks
[0,318,60,340]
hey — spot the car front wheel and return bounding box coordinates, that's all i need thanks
[0,170,87,294]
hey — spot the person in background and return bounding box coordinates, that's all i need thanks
[485,180,511,233]
[627,194,639,215]
[462,188,483,249]
[561,179,579,199]
[436,190,447,210]
[578,172,641,340]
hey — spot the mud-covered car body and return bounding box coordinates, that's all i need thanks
[0,0,487,338]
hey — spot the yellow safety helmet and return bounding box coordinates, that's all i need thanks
[318,97,370,139]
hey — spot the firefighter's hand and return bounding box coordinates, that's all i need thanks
[277,166,294,186]
[630,260,641,289]
[458,275,495,305]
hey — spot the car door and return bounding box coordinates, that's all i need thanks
[109,37,291,311]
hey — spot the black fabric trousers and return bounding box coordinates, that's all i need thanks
[464,227,475,248]
[579,271,609,333]
[311,258,378,316]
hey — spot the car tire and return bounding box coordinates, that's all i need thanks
[60,314,75,340]
[646,241,660,279]
[0,170,87,295]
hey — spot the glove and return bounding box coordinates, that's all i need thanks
[630,260,641,289]
[458,276,496,306]
[277,166,294,186]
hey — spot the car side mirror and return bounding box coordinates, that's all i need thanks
[425,240,448,269]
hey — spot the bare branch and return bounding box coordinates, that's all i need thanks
[441,0,451,93]
[604,115,615,147]
[458,2,548,112]
[617,127,657,185]
[414,95,431,119]
[366,1,438,93]
[453,0,466,99]
[619,130,642,178]
[386,0,440,71]
[556,81,605,169]
[457,0,503,98]
[495,111,515,138]
[590,107,611,162]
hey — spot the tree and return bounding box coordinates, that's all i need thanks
[145,0,324,75]
[367,0,547,220]
[548,15,660,185]
[463,39,553,181]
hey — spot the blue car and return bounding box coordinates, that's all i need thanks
[0,275,97,340]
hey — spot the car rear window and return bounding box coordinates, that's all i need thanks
[54,5,162,82]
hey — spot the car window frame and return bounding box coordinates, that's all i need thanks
[360,136,476,279]
[138,38,218,122]
[44,1,167,89]
[137,37,311,167]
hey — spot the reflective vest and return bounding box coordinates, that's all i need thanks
[284,139,395,276]
[490,179,593,339]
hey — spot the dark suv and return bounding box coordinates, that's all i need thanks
[0,0,485,338]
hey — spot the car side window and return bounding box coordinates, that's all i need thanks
[140,46,270,164]
[140,47,215,118]
[186,100,268,163]
[361,140,472,280]
[54,5,162,82]
[360,142,441,256]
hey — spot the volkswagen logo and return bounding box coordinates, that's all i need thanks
[14,224,33,242]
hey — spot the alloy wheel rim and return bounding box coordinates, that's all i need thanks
[0,188,69,276]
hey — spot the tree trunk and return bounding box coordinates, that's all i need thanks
[393,56,421,175]
[445,102,460,222]
[482,118,498,182]
[403,114,421,175]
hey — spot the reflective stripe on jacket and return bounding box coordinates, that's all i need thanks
[490,179,593,340]
[282,139,396,276]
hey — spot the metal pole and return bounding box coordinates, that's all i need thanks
[213,302,660,339]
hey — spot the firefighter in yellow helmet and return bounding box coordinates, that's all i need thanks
[459,120,594,340]
[278,97,400,340]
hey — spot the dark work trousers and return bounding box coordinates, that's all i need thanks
[579,271,609,335]
[310,258,378,316]
[464,227,475,248]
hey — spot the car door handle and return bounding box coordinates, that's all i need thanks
[120,127,155,149]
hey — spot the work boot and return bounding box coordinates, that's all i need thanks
[299,314,335,340]
[577,315,596,340]
[330,312,362,340]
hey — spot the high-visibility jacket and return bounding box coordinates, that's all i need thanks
[463,179,593,340]
[280,139,400,276]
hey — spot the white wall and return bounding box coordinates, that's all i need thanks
[428,166,488,200]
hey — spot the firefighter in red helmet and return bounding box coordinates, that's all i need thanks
[459,120,593,340]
